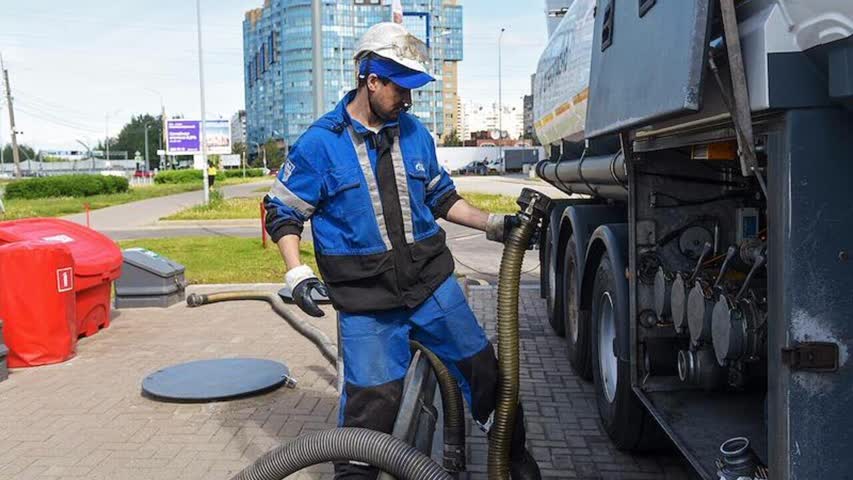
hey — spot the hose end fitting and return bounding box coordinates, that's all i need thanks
[186,293,207,307]
[516,188,553,223]
[443,444,466,473]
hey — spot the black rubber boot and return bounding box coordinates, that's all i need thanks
[510,449,542,480]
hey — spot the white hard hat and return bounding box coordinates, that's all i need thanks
[354,22,431,75]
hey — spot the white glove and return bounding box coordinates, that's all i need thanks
[285,265,317,291]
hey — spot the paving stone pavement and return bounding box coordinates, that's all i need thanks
[0,283,694,479]
[464,285,694,480]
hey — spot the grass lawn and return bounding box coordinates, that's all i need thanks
[162,190,519,221]
[459,191,519,214]
[163,197,263,221]
[118,236,317,284]
[0,178,264,220]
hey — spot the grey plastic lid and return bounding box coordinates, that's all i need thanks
[122,248,186,278]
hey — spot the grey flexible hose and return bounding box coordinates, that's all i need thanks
[410,340,466,472]
[229,428,453,480]
[186,291,337,366]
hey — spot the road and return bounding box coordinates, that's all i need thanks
[72,175,557,282]
[453,174,569,199]
[62,180,273,230]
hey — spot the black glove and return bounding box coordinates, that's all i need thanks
[286,265,328,317]
[292,278,328,317]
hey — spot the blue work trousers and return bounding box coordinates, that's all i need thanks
[335,275,528,479]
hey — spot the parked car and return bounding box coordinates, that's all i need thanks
[461,160,487,176]
[485,158,503,175]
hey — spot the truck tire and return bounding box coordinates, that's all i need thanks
[591,253,662,451]
[545,232,565,336]
[563,236,592,379]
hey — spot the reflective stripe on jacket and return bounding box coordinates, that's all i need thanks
[263,90,460,312]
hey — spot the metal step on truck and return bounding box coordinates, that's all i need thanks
[530,1,853,479]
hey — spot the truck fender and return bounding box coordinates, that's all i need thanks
[561,204,626,295]
[580,223,630,362]
[540,199,575,296]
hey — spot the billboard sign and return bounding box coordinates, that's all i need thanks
[166,119,232,155]
[205,119,232,155]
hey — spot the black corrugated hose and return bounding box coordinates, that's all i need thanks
[186,291,337,366]
[410,340,466,472]
[229,428,453,480]
[488,211,537,479]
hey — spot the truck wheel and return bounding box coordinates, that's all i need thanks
[563,236,592,379]
[545,232,565,336]
[591,253,662,451]
[539,224,550,299]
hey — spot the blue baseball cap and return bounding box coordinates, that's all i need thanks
[359,55,435,90]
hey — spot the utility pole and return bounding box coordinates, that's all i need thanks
[1,54,23,178]
[0,96,5,169]
[311,0,324,119]
[105,113,110,165]
[196,0,210,204]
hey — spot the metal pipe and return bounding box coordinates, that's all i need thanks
[536,152,628,200]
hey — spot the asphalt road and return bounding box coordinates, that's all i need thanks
[77,175,555,282]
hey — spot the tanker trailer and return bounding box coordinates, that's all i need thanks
[531,1,853,478]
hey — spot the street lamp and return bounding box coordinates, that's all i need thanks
[498,27,506,167]
[498,27,505,142]
[196,0,211,205]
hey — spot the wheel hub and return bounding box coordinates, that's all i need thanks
[599,292,618,403]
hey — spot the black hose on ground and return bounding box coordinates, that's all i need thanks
[410,340,466,472]
[229,428,453,480]
[186,291,338,366]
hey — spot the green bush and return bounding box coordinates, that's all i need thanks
[223,168,265,178]
[4,174,130,200]
[154,168,266,184]
[154,170,203,184]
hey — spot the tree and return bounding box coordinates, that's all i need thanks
[112,114,164,169]
[2,143,36,161]
[232,141,247,157]
[443,129,462,147]
[263,138,281,168]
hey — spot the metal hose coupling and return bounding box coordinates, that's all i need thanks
[410,340,466,472]
[488,188,551,479]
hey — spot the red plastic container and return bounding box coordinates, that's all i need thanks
[0,241,77,367]
[0,218,122,337]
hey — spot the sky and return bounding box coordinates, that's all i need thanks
[0,1,549,150]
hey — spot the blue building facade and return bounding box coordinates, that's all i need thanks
[243,0,463,150]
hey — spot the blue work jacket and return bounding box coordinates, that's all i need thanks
[264,90,461,312]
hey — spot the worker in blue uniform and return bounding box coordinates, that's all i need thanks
[264,22,541,480]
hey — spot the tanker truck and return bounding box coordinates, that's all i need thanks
[531,1,853,478]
